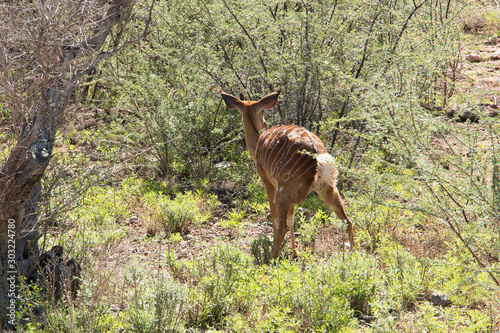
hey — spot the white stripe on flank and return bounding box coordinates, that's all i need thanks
[263,129,284,169]
[265,127,294,169]
[263,139,278,169]
[268,137,289,171]
[274,143,298,175]
[265,139,287,174]
[280,152,307,178]
[284,162,315,182]
[260,132,272,167]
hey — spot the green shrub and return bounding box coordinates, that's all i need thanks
[98,0,464,181]
[250,234,273,266]
[163,243,381,331]
[297,209,329,247]
[377,240,427,311]
[220,209,246,238]
[237,252,380,332]
[182,243,252,329]
[55,174,141,251]
[125,268,187,333]
[143,190,219,236]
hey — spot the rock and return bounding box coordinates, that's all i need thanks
[490,53,500,61]
[480,104,499,117]
[466,54,482,62]
[445,105,458,118]
[459,109,480,123]
[431,292,451,307]
[413,223,425,231]
[485,36,500,45]
[448,103,480,123]
[215,161,234,169]
[37,246,81,302]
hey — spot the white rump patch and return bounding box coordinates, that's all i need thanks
[315,153,338,188]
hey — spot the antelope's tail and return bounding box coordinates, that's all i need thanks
[314,153,338,189]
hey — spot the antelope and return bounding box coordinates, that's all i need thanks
[221,91,355,260]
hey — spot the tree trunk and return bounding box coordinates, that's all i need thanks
[0,0,144,327]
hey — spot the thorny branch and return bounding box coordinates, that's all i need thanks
[427,184,500,287]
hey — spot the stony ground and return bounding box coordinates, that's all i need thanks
[460,34,500,116]
[84,31,500,278]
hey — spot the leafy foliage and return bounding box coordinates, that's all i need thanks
[143,190,219,236]
[164,243,380,332]
[250,234,273,266]
[99,0,465,181]
[4,0,500,331]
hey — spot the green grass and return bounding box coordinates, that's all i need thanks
[4,0,500,331]
[20,209,500,332]
[18,129,500,332]
[143,189,219,236]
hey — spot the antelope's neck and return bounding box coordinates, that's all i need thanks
[241,114,260,163]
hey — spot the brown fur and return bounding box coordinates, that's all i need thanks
[221,91,354,259]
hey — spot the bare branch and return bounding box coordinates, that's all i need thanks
[0,0,155,265]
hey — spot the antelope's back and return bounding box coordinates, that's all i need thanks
[256,125,327,184]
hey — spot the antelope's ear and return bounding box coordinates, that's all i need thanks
[221,91,243,110]
[257,91,280,110]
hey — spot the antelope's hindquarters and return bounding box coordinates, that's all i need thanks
[256,125,326,184]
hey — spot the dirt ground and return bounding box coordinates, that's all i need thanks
[462,34,500,105]
[86,32,500,275]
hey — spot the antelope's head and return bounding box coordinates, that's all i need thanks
[220,91,279,134]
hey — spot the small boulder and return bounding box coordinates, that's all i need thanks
[431,292,451,307]
[215,161,234,169]
[466,54,482,62]
[459,109,480,123]
[37,246,81,302]
[490,53,500,61]
[480,104,499,117]
[445,105,458,118]
[485,36,500,45]
[446,103,481,123]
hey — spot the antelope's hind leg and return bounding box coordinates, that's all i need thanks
[270,198,295,260]
[286,205,297,257]
[317,184,355,248]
